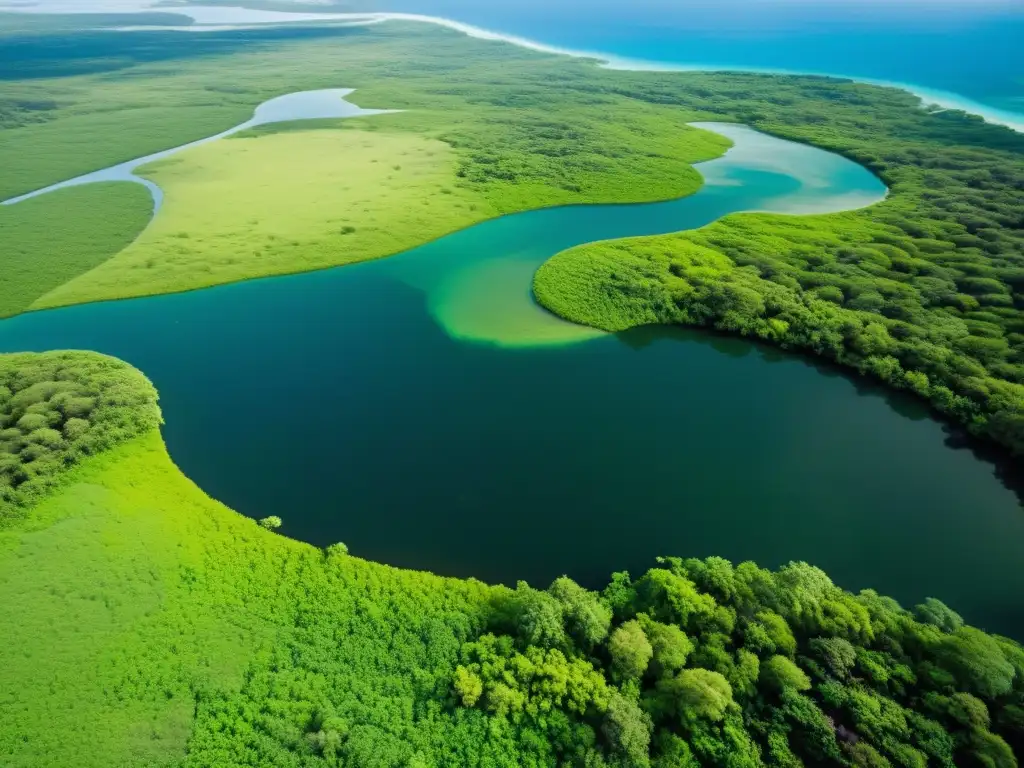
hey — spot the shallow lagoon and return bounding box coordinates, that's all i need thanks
[0,109,1022,636]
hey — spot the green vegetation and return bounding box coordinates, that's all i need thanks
[35,128,490,305]
[534,74,1024,455]
[1,22,728,311]
[0,350,160,525]
[2,18,1024,768]
[0,23,728,202]
[0,353,1021,765]
[4,22,1022,454]
[0,424,496,768]
[0,182,152,316]
[452,562,1024,767]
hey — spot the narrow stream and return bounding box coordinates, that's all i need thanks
[1,89,395,211]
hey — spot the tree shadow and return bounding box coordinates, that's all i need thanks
[615,322,1024,508]
[616,324,754,358]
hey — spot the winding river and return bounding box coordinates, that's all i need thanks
[1,90,1022,636]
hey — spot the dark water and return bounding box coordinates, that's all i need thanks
[1,124,1022,637]
[387,0,1024,121]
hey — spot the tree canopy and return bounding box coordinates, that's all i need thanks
[450,564,1024,767]
[536,70,1024,457]
[0,350,160,524]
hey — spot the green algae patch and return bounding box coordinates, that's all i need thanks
[430,257,605,348]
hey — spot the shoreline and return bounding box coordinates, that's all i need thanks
[358,11,1024,134]
[4,3,1021,132]
[5,121,885,324]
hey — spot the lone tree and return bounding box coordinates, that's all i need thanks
[326,542,349,557]
[258,516,282,531]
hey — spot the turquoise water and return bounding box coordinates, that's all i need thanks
[2,119,1023,636]
[387,0,1024,120]
[7,2,1021,126]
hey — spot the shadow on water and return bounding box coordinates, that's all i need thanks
[615,322,1024,509]
[942,428,1024,509]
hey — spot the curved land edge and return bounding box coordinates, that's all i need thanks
[1,349,1023,768]
[2,23,1024,765]
[0,22,997,315]
[3,26,1022,458]
[24,118,727,314]
[531,104,1024,459]
[3,24,1023,456]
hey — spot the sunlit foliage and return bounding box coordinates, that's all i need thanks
[452,563,1024,767]
[1,18,1023,768]
[1,22,728,312]
[0,350,160,523]
[536,75,1024,454]
[0,349,1021,766]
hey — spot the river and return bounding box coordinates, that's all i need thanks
[0,91,1022,636]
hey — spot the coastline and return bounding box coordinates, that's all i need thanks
[602,56,1024,134]
[172,7,1024,135]
[4,2,1022,132]
[357,11,1024,134]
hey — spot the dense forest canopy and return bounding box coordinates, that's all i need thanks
[173,548,1024,766]
[446,560,1024,768]
[0,350,160,524]
[0,17,1022,768]
[535,72,1024,456]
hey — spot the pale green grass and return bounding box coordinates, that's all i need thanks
[35,128,492,308]
[0,20,885,343]
[1,23,731,315]
[34,112,729,311]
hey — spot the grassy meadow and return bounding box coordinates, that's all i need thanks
[3,22,730,310]
[32,108,726,308]
[0,182,152,317]
[34,127,491,306]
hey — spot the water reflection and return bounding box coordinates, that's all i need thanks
[618,323,1024,511]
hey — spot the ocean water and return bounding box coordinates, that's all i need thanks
[384,0,1024,120]
[2,0,1023,633]
[3,0,1022,126]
